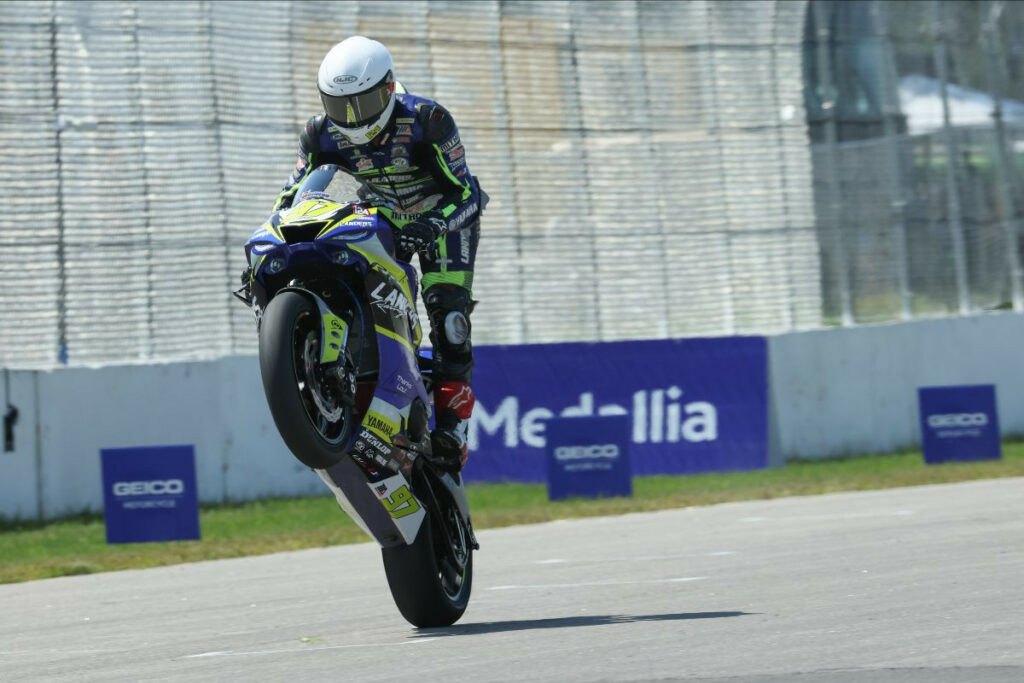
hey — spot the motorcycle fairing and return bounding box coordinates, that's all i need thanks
[315,456,410,548]
[366,473,427,544]
[248,198,435,546]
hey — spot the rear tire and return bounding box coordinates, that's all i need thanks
[259,291,355,469]
[381,472,473,627]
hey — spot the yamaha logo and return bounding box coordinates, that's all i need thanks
[927,413,989,429]
[554,444,620,461]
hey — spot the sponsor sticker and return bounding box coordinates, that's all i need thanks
[440,135,461,153]
[365,410,398,439]
[370,281,419,327]
[365,473,426,543]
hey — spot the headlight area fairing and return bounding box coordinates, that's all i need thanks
[246,240,361,310]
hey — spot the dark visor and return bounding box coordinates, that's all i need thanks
[320,71,393,128]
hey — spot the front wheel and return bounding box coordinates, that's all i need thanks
[258,290,355,469]
[381,470,473,627]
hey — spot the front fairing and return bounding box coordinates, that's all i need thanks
[244,199,429,469]
[244,201,384,281]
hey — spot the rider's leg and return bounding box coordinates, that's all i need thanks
[419,221,479,470]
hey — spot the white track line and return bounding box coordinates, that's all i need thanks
[184,638,437,659]
[741,510,917,523]
[488,577,707,591]
[533,551,735,565]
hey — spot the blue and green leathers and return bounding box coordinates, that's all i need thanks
[275,90,481,385]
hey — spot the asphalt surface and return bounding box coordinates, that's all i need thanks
[2,477,1022,682]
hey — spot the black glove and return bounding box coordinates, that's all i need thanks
[394,213,447,255]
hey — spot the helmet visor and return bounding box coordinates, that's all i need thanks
[320,72,394,129]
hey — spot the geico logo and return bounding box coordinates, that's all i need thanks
[113,479,185,496]
[927,413,989,428]
[554,444,620,461]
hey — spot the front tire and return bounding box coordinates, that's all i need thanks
[259,291,355,469]
[381,472,473,627]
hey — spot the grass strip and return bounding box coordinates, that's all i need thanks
[2,443,1023,585]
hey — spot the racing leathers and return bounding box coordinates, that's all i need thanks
[275,90,481,469]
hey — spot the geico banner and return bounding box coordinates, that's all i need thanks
[100,444,200,543]
[465,336,768,482]
[918,384,1001,464]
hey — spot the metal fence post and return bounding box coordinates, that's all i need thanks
[812,0,854,325]
[566,6,604,340]
[931,0,971,314]
[875,1,912,320]
[49,1,67,365]
[981,1,1024,312]
[206,1,237,352]
[494,2,528,344]
[771,0,798,331]
[131,7,156,358]
[632,0,672,337]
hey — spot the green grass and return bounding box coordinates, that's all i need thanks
[2,443,1023,585]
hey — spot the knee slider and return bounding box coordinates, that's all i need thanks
[424,284,475,381]
[424,285,474,348]
[444,310,469,346]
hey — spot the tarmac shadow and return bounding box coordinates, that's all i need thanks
[412,611,752,637]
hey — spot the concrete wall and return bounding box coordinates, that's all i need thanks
[0,358,322,520]
[769,312,1024,459]
[2,312,1021,519]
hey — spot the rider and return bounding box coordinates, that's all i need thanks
[273,36,481,471]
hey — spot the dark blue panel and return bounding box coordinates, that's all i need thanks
[918,385,1001,464]
[100,445,200,544]
[546,416,632,501]
[464,336,768,482]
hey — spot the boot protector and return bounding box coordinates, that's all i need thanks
[432,381,475,471]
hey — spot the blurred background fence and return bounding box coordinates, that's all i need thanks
[0,0,1022,370]
[806,0,1024,323]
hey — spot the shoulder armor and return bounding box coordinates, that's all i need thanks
[415,103,456,144]
[299,114,327,154]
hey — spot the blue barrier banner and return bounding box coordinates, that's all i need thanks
[466,336,768,482]
[918,385,1001,464]
[547,416,632,501]
[100,445,200,544]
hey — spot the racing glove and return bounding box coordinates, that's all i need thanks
[394,212,447,255]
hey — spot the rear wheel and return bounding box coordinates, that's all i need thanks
[381,469,473,627]
[258,291,356,469]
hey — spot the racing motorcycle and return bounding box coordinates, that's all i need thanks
[235,165,476,628]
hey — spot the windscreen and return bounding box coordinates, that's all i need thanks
[293,164,360,205]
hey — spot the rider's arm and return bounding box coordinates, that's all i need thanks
[272,115,325,212]
[416,103,480,233]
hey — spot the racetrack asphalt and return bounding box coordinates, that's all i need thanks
[2,477,1022,682]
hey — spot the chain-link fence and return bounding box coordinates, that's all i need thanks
[0,0,819,369]
[13,1,1022,371]
[806,0,1024,324]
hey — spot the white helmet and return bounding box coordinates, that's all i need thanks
[317,36,396,146]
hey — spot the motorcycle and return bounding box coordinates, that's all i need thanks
[235,165,477,628]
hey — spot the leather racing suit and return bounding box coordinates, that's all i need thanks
[274,89,481,466]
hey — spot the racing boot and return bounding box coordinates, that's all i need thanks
[431,380,475,472]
